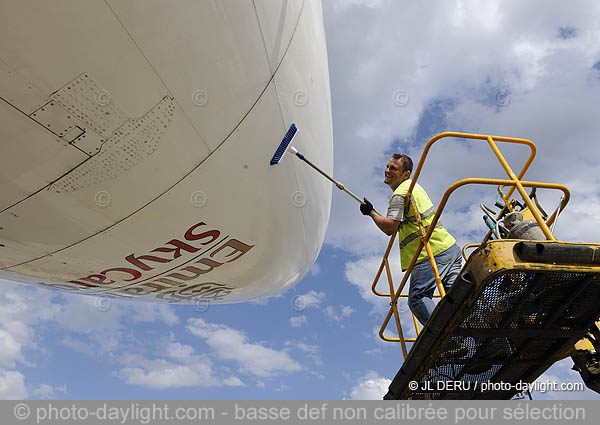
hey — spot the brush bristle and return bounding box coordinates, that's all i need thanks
[270,123,298,165]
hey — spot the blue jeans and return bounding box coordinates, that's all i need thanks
[408,243,463,326]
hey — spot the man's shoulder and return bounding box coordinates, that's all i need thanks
[393,179,427,196]
[388,193,405,207]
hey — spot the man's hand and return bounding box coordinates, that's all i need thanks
[360,198,374,216]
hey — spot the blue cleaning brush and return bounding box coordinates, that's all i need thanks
[269,124,364,204]
[270,123,298,165]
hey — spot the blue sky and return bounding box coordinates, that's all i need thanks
[2,0,600,400]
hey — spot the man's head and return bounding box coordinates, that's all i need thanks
[384,153,413,190]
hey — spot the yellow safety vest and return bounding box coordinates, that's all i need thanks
[391,179,455,271]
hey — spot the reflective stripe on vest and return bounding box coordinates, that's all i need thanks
[404,205,436,223]
[399,222,444,248]
[397,203,436,230]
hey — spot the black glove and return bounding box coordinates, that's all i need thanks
[360,198,374,216]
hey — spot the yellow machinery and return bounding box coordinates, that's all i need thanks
[373,132,600,400]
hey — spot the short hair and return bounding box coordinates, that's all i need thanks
[391,153,413,173]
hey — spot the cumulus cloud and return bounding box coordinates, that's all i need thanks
[54,294,180,334]
[165,342,196,361]
[322,0,600,254]
[297,290,327,309]
[0,282,66,399]
[344,255,403,314]
[533,358,599,400]
[60,336,96,356]
[51,292,182,358]
[284,341,324,368]
[116,363,217,389]
[349,371,391,400]
[0,369,27,400]
[31,383,66,400]
[1,279,304,394]
[0,329,22,370]
[0,280,187,395]
[290,315,308,327]
[53,295,122,333]
[114,342,243,389]
[0,284,61,369]
[128,303,180,327]
[325,305,355,322]
[187,318,302,378]
[288,341,320,355]
[310,263,322,277]
[293,289,360,327]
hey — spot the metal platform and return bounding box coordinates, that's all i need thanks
[384,240,600,400]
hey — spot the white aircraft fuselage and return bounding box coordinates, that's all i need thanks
[0,0,333,303]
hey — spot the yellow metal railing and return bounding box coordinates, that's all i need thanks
[371,132,570,359]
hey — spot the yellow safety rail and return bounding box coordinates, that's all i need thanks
[371,132,570,360]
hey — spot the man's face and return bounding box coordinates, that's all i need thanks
[384,158,410,189]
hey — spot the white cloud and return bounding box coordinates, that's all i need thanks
[322,0,600,258]
[33,384,53,399]
[0,369,27,399]
[0,329,22,370]
[0,280,190,395]
[298,290,326,309]
[349,371,391,400]
[294,288,363,328]
[223,377,245,387]
[116,362,219,389]
[0,281,259,394]
[344,255,400,313]
[52,293,183,358]
[30,383,66,400]
[310,263,322,277]
[533,358,600,400]
[165,342,196,362]
[0,282,66,398]
[54,294,179,334]
[0,284,61,369]
[288,341,320,355]
[128,303,180,327]
[53,295,122,333]
[290,315,308,328]
[364,347,382,356]
[550,169,600,243]
[187,318,302,378]
[60,336,96,356]
[114,342,243,390]
[325,305,355,322]
[284,341,323,368]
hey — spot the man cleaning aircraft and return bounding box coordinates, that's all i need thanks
[359,153,462,325]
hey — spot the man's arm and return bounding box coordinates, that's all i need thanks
[369,211,400,236]
[360,194,405,236]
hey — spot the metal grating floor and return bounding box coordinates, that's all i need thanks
[386,268,600,400]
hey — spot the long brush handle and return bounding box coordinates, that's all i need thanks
[290,147,364,204]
